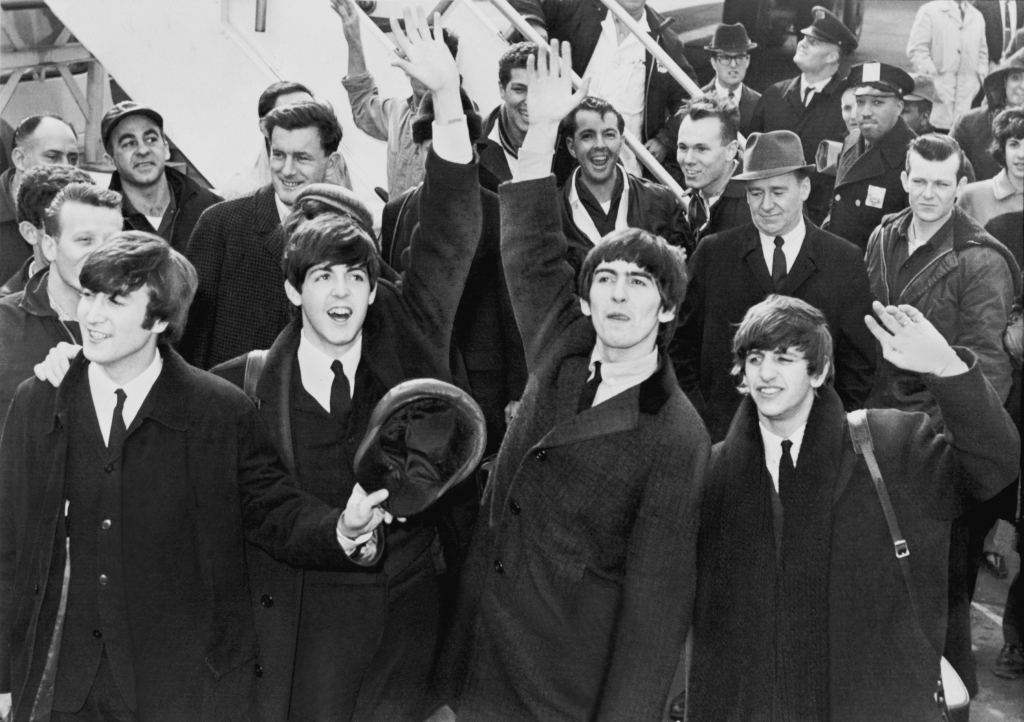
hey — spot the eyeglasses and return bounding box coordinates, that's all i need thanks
[714,54,750,67]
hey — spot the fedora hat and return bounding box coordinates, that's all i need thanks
[705,23,757,53]
[983,47,1024,105]
[904,73,936,104]
[733,131,815,181]
[353,378,487,518]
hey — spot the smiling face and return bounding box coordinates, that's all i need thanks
[285,262,377,358]
[580,260,675,363]
[793,34,838,75]
[902,151,964,224]
[1006,136,1024,183]
[108,115,169,188]
[743,347,826,433]
[79,285,167,385]
[854,91,903,143]
[746,172,810,237]
[677,115,738,192]
[567,110,623,187]
[42,201,125,297]
[499,67,531,137]
[269,126,338,207]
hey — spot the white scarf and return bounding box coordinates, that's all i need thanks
[567,165,631,245]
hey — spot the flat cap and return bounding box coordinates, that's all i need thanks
[295,183,374,236]
[848,62,915,97]
[101,101,164,148]
[904,73,936,104]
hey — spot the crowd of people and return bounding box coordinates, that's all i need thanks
[0,1,1022,721]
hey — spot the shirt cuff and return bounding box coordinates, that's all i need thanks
[431,117,473,164]
[512,130,557,182]
[337,526,377,560]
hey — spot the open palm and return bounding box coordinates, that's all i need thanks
[389,7,458,94]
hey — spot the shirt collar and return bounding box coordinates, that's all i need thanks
[297,326,362,411]
[758,216,807,247]
[800,74,831,94]
[274,192,291,222]
[992,169,1022,201]
[715,79,742,99]
[588,345,659,385]
[759,420,808,464]
[88,347,164,400]
[601,9,650,44]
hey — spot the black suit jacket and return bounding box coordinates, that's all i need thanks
[978,0,1024,62]
[700,80,762,136]
[671,220,877,441]
[180,185,291,369]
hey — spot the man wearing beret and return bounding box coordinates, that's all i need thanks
[749,6,858,226]
[701,23,761,136]
[825,62,917,252]
[100,102,221,256]
[210,14,484,722]
[672,130,876,441]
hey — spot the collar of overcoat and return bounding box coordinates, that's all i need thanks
[835,118,916,189]
[253,183,285,261]
[780,73,846,114]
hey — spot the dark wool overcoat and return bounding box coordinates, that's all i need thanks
[211,150,483,721]
[671,220,877,441]
[687,352,1020,722]
[180,185,291,369]
[748,73,850,225]
[826,118,916,252]
[442,175,711,722]
[0,347,358,722]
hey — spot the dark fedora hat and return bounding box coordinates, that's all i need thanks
[800,5,858,52]
[733,131,815,181]
[353,379,487,518]
[705,23,757,53]
[983,47,1024,105]
[295,183,374,236]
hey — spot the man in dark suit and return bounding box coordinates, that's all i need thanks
[181,101,345,369]
[0,233,393,722]
[509,0,696,178]
[749,6,858,225]
[671,130,876,441]
[826,62,917,252]
[687,294,1019,722]
[443,40,710,722]
[701,22,760,136]
[676,95,750,246]
[978,0,1024,66]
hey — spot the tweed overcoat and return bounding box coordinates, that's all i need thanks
[687,353,1020,722]
[0,347,358,722]
[826,117,916,252]
[180,185,291,369]
[671,220,877,441]
[748,73,849,225]
[443,175,711,722]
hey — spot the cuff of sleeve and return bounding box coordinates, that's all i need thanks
[432,117,473,164]
[341,72,374,89]
[337,526,375,555]
[925,346,977,385]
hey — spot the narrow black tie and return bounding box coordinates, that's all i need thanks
[772,236,787,289]
[803,86,814,107]
[779,439,796,498]
[688,194,709,242]
[330,360,351,421]
[577,362,603,414]
[108,389,127,452]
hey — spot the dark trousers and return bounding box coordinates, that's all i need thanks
[49,651,136,722]
[288,547,442,722]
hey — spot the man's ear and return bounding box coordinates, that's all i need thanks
[368,284,377,305]
[103,151,115,168]
[658,306,676,324]
[11,146,27,173]
[954,174,968,198]
[810,358,830,389]
[41,233,58,264]
[148,318,169,337]
[284,279,303,307]
[799,175,812,202]
[580,297,592,317]
[901,169,910,193]
[327,152,341,175]
[19,221,41,246]
[726,138,740,160]
[566,136,578,159]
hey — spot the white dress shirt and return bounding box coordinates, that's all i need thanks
[88,351,164,445]
[297,328,362,413]
[586,346,660,408]
[799,74,831,106]
[759,421,807,493]
[715,79,744,106]
[758,217,807,276]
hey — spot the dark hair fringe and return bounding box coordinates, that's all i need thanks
[16,165,94,227]
[282,213,381,295]
[498,42,539,88]
[42,183,122,238]
[258,80,315,119]
[681,94,741,144]
[905,133,968,181]
[730,294,834,386]
[561,96,625,138]
[991,107,1024,169]
[261,101,343,156]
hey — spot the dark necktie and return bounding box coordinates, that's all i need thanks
[803,86,814,107]
[772,237,787,288]
[108,389,127,452]
[577,361,603,414]
[687,194,709,242]
[330,360,351,421]
[779,439,796,497]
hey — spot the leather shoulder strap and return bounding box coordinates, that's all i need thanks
[243,349,268,405]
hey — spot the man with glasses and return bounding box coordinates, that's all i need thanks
[701,23,760,136]
[749,6,858,226]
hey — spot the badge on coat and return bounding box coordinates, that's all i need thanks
[866,185,887,209]
[656,60,668,73]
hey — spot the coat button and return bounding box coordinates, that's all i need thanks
[99,574,109,585]
[101,519,112,530]
[509,500,521,515]
[855,199,861,207]
[533,449,546,461]
[255,663,263,678]
[104,462,115,473]
[92,629,103,639]
[261,594,274,608]
[493,559,504,574]
[34,583,39,594]
[835,194,841,201]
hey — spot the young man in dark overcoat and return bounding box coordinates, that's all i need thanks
[442,41,710,722]
[686,295,1020,722]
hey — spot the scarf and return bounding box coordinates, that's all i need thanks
[497,108,521,160]
[567,166,630,245]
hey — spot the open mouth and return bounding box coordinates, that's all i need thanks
[327,307,352,323]
[756,386,782,398]
[87,329,111,342]
[606,313,630,322]
[278,179,304,190]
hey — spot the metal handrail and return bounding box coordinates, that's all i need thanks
[486,0,684,198]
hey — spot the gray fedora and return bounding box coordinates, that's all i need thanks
[733,131,815,181]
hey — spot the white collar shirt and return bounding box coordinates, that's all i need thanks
[799,74,831,106]
[586,346,660,408]
[274,193,290,222]
[715,79,744,105]
[758,217,806,276]
[88,350,164,445]
[297,328,362,413]
[759,421,807,493]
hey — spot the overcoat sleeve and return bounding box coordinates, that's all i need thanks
[831,246,877,410]
[180,205,226,369]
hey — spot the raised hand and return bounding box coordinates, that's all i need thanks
[389,7,459,98]
[329,0,362,41]
[523,39,591,132]
[864,301,967,377]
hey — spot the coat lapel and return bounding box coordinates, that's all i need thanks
[539,381,640,449]
[777,220,821,293]
[738,226,777,295]
[254,184,284,261]
[896,249,957,306]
